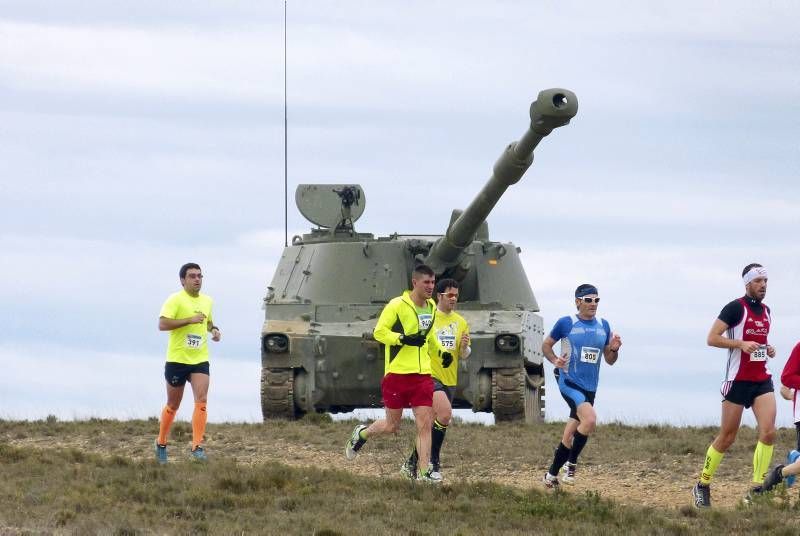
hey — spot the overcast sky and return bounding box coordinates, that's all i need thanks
[1,2,799,428]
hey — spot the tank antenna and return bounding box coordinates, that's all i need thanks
[283,0,288,247]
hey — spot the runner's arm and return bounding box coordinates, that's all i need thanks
[707,318,759,352]
[459,328,471,359]
[542,336,567,369]
[781,343,800,389]
[604,348,618,365]
[159,314,205,331]
[373,303,403,346]
[604,332,621,365]
[207,316,221,341]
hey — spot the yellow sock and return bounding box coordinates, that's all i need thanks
[700,445,724,485]
[753,441,774,484]
[157,405,177,445]
[192,401,207,450]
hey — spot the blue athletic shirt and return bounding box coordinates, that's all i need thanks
[549,315,611,392]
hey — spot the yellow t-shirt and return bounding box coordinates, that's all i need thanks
[428,310,469,386]
[159,290,214,365]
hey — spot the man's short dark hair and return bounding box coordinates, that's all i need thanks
[435,278,459,294]
[575,283,598,298]
[180,262,202,279]
[742,263,763,277]
[412,264,435,278]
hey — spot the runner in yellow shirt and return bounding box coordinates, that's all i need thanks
[402,278,470,481]
[344,265,440,482]
[155,262,221,464]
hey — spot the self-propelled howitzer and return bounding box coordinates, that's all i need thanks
[260,89,578,423]
[425,88,578,275]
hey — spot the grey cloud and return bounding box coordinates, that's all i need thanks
[2,1,799,425]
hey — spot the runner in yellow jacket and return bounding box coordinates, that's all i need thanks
[402,277,470,481]
[374,292,436,375]
[344,264,441,483]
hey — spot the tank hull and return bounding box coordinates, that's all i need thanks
[261,243,546,422]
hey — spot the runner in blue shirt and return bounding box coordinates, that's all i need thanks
[541,283,622,488]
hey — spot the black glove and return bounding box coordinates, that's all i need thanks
[401,333,426,347]
[441,352,453,368]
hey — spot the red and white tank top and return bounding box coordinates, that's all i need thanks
[725,298,771,382]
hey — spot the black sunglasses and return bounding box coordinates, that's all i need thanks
[579,297,600,304]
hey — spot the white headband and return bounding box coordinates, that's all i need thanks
[743,266,768,285]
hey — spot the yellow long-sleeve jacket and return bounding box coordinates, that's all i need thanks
[373,290,436,375]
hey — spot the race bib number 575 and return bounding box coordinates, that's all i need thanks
[438,333,456,350]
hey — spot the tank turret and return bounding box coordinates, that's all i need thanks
[260,89,578,424]
[425,88,577,274]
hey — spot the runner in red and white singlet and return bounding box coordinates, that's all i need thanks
[691,263,777,509]
[721,296,772,385]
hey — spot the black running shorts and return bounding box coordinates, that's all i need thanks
[164,361,210,387]
[432,377,456,403]
[721,378,774,409]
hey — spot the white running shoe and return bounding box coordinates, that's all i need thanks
[542,472,559,489]
[428,462,443,482]
[561,462,577,485]
[345,424,367,460]
[418,468,443,484]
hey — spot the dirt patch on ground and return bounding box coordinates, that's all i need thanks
[5,423,765,512]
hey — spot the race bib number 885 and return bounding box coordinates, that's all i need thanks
[580,346,600,364]
[750,346,768,362]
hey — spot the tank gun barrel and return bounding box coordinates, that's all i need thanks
[424,89,578,273]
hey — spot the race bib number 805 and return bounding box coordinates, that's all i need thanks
[580,346,600,364]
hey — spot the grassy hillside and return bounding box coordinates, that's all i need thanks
[2,417,800,534]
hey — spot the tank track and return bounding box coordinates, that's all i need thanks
[260,368,296,420]
[491,367,525,422]
[524,372,545,424]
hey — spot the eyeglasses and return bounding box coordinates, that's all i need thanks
[579,297,600,304]
[440,292,459,299]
